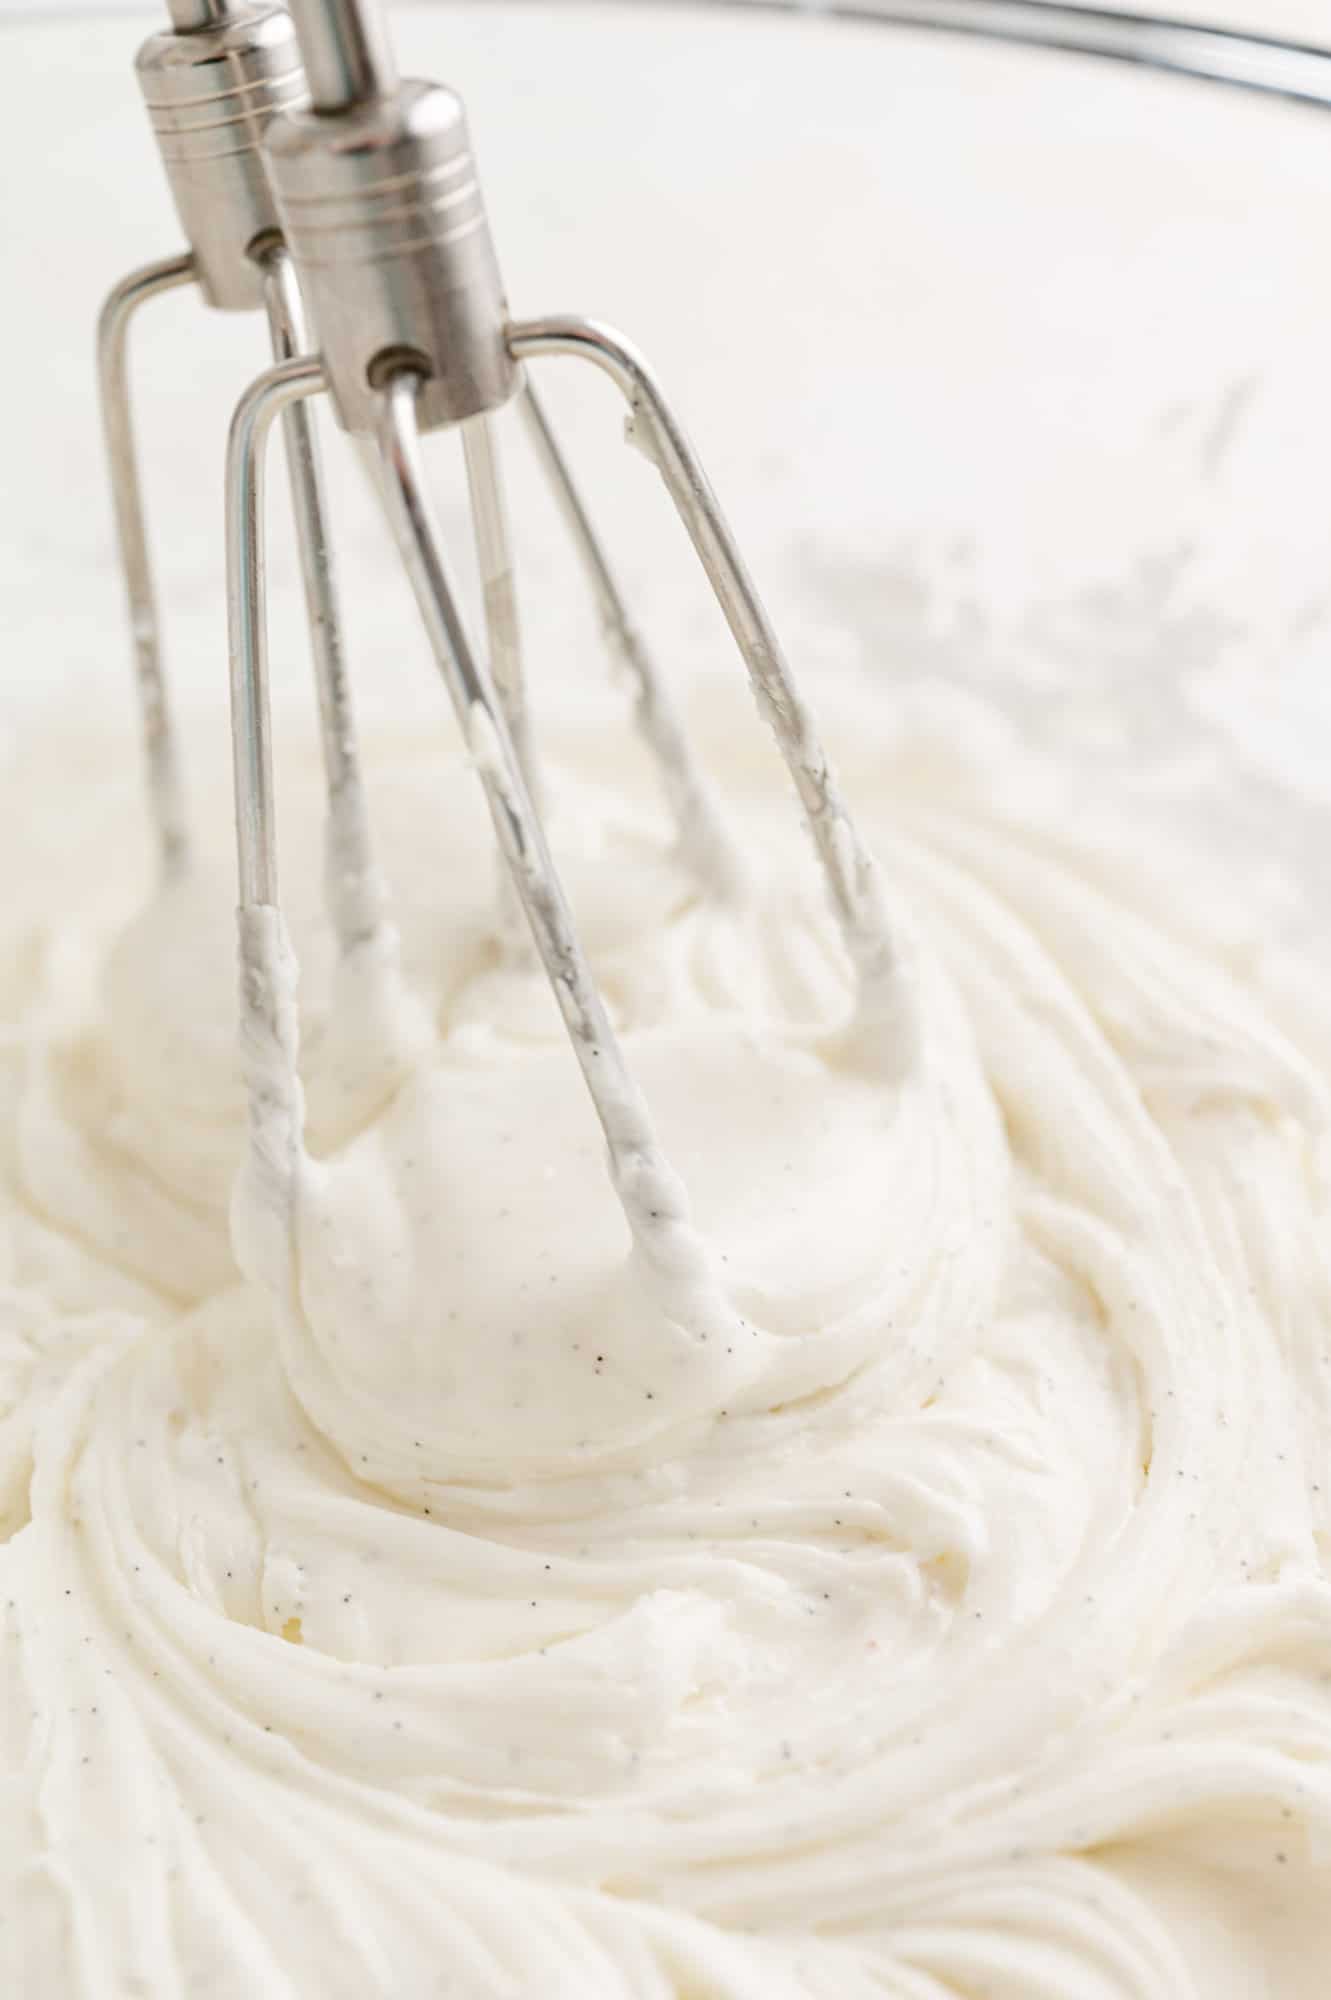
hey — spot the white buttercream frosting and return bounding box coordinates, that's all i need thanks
[2,672,1329,1999]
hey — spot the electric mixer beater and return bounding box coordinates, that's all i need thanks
[97,0,371,900]
[104,0,915,1313]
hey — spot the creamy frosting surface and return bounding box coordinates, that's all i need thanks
[2,671,1330,2000]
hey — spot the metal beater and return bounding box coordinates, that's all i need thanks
[114,0,909,1287]
[97,0,382,922]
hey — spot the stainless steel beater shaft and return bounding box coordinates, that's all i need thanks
[227,0,907,1254]
[96,0,377,933]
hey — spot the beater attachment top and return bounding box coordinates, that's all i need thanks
[136,1,305,311]
[264,75,519,435]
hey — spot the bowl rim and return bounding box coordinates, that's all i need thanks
[5,0,1331,112]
